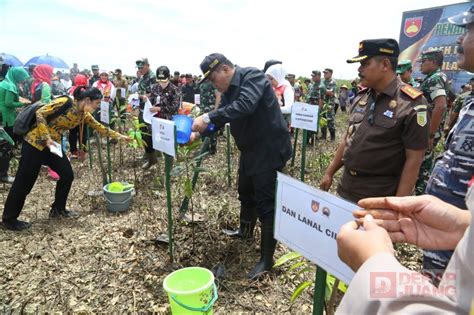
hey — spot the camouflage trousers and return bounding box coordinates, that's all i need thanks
[414,135,441,195]
[320,107,335,140]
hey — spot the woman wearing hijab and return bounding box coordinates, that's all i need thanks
[69,74,89,158]
[265,64,294,122]
[2,86,131,231]
[0,67,30,183]
[92,70,116,103]
[31,64,54,103]
[30,64,61,180]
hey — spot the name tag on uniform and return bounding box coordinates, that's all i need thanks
[383,110,394,118]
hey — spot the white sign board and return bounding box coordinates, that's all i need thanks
[274,172,355,284]
[194,94,201,105]
[290,102,319,132]
[100,101,110,124]
[151,117,176,157]
[143,99,153,124]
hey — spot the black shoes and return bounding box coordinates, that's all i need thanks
[49,208,80,218]
[0,175,15,184]
[2,219,31,231]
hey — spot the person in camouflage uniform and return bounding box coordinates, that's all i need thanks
[415,50,449,195]
[421,8,474,283]
[20,64,36,101]
[199,80,220,154]
[396,59,418,87]
[306,70,326,145]
[135,58,157,169]
[445,79,473,136]
[89,65,100,87]
[322,68,337,141]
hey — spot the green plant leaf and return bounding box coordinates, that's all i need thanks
[290,280,313,303]
[273,252,302,267]
[295,267,314,277]
[288,261,306,272]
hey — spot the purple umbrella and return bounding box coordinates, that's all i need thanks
[0,53,23,67]
[25,54,69,68]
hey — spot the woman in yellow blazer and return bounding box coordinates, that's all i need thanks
[2,86,131,231]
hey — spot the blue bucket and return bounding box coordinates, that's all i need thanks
[172,115,193,144]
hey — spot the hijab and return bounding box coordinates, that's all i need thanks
[69,74,88,95]
[266,64,292,96]
[0,67,29,94]
[31,64,53,95]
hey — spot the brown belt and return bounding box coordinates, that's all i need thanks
[347,169,397,177]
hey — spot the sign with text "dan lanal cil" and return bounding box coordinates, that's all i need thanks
[151,117,176,157]
[274,172,355,284]
[290,102,319,132]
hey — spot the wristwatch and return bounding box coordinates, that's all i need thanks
[202,113,211,124]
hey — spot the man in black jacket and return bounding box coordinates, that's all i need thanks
[192,53,292,279]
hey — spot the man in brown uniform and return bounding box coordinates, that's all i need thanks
[320,39,429,203]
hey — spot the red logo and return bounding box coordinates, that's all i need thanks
[311,200,319,213]
[404,17,423,38]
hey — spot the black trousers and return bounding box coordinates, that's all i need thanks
[68,125,89,153]
[0,126,18,177]
[237,167,280,223]
[2,142,74,221]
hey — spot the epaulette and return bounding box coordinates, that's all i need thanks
[401,85,422,100]
[357,87,368,94]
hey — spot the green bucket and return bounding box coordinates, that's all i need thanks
[163,267,218,315]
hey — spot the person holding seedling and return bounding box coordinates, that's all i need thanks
[2,87,131,231]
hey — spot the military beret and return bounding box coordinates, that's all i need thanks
[311,70,321,76]
[347,38,400,63]
[323,68,333,74]
[396,59,413,74]
[448,5,474,27]
[91,65,99,70]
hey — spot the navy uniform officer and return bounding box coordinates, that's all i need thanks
[320,39,429,203]
[192,53,292,280]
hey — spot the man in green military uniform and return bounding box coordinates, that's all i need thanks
[445,78,474,136]
[135,58,157,169]
[198,80,220,154]
[415,50,448,195]
[396,59,418,87]
[89,65,100,87]
[305,70,326,145]
[322,68,337,141]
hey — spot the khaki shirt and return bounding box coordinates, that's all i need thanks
[338,78,429,201]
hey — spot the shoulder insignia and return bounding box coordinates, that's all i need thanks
[401,85,422,100]
[414,104,427,111]
[357,87,368,94]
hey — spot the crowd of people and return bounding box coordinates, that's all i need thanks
[0,4,473,313]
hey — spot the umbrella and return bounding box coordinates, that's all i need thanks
[25,54,69,69]
[0,53,23,66]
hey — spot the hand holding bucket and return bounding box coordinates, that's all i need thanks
[173,115,215,144]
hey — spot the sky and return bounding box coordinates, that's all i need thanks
[0,0,468,79]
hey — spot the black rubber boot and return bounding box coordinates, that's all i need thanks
[320,128,327,140]
[330,130,336,142]
[248,219,277,280]
[222,206,257,239]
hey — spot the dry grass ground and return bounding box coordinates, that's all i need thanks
[0,112,421,314]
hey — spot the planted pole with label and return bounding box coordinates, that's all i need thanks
[291,128,299,167]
